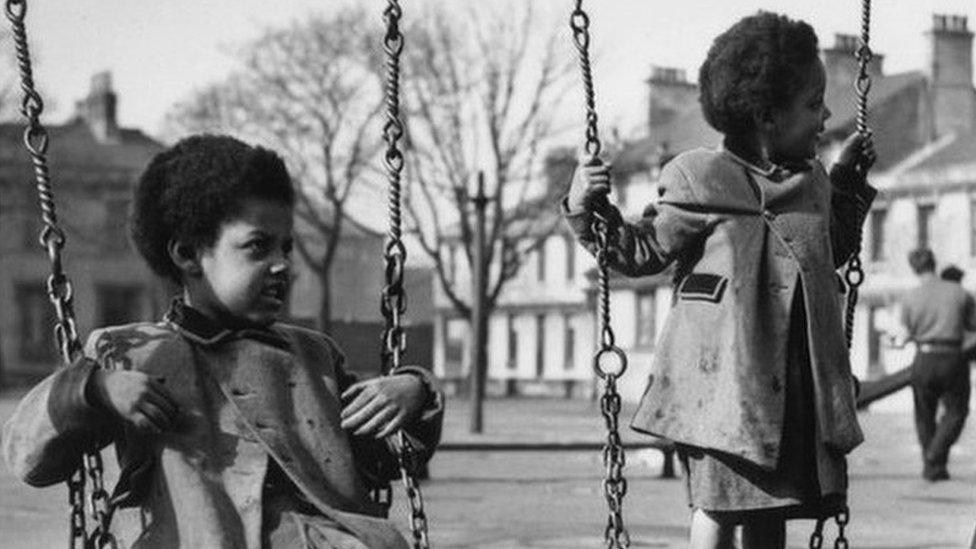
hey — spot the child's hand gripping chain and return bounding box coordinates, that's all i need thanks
[341,375,428,439]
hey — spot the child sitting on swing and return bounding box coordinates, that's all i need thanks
[565,12,876,549]
[3,134,442,549]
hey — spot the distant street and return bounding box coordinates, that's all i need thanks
[1,392,974,548]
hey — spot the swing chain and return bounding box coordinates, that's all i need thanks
[569,0,601,159]
[833,507,850,549]
[571,1,630,546]
[6,2,116,548]
[395,432,430,549]
[809,517,825,549]
[592,224,630,549]
[843,0,872,350]
[380,2,430,548]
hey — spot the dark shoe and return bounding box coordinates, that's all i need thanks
[923,464,950,481]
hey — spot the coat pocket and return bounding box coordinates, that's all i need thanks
[677,273,728,303]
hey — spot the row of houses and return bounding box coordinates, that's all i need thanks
[430,13,976,404]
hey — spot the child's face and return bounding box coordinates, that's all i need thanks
[767,59,830,163]
[190,197,294,327]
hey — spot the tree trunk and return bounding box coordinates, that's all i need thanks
[469,173,490,433]
[317,268,333,334]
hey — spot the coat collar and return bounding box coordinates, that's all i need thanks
[165,298,290,350]
[719,145,814,180]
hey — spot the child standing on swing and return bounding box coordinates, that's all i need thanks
[565,12,875,548]
[3,134,442,549]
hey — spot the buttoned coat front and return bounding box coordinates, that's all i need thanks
[2,313,441,549]
[566,148,871,471]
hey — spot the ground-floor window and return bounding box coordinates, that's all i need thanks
[16,282,56,362]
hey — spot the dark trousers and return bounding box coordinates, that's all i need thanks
[911,351,970,474]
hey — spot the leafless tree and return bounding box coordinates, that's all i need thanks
[399,3,576,423]
[165,7,386,332]
[402,3,575,317]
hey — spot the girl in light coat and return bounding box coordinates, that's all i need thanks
[565,12,876,548]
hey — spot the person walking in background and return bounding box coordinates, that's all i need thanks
[897,248,976,481]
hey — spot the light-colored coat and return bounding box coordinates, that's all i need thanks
[565,148,871,469]
[3,312,441,549]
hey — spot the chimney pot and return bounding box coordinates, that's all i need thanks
[834,34,859,52]
[80,70,120,143]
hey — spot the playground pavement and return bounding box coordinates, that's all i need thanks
[1,390,974,548]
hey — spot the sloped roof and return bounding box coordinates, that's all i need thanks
[907,132,976,173]
[614,107,720,175]
[0,118,163,175]
[614,70,927,176]
[824,71,926,133]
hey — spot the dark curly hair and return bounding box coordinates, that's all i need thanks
[698,11,820,135]
[130,134,295,284]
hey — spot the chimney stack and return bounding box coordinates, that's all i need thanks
[646,66,697,132]
[76,71,120,143]
[822,33,884,91]
[926,14,975,137]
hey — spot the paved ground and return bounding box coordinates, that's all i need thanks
[1,390,975,548]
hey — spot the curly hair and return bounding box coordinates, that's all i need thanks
[698,11,820,135]
[130,134,295,284]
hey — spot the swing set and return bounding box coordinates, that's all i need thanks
[3,0,875,547]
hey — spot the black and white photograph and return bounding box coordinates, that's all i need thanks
[1,0,976,547]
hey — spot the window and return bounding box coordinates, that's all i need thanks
[507,314,518,369]
[97,284,143,326]
[917,203,935,249]
[565,235,576,280]
[635,290,657,348]
[446,244,457,284]
[536,242,546,282]
[563,318,575,370]
[103,198,130,251]
[970,197,976,256]
[535,314,546,378]
[16,283,57,362]
[21,215,37,251]
[443,318,465,377]
[869,208,887,261]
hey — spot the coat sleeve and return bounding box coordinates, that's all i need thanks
[563,159,714,277]
[329,342,443,475]
[2,331,118,487]
[828,163,877,268]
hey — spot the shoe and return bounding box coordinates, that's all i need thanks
[923,465,950,482]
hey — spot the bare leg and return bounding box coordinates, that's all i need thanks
[741,515,785,549]
[690,509,736,549]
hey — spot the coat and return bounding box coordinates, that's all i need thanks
[2,303,442,548]
[565,148,872,469]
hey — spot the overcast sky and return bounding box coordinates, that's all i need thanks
[18,0,976,143]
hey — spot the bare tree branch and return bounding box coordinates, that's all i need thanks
[401,3,574,326]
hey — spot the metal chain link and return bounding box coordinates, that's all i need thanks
[570,4,631,546]
[379,2,430,548]
[4,2,116,548]
[569,0,601,160]
[833,506,850,549]
[836,5,870,547]
[843,0,872,350]
[809,517,825,549]
[593,225,630,549]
